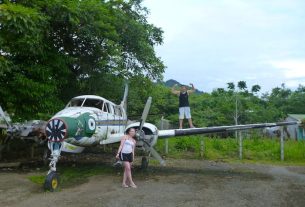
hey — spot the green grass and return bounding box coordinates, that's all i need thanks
[29,175,45,185]
[155,136,305,165]
[29,136,305,188]
[28,164,117,189]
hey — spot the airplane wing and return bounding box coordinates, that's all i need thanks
[157,121,299,139]
[126,97,300,166]
[0,105,11,129]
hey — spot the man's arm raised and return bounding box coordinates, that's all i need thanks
[188,83,195,94]
[171,84,180,95]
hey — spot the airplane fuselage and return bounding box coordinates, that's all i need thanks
[46,95,127,152]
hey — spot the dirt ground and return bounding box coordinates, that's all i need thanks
[0,157,305,207]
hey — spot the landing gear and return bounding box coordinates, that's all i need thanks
[44,142,63,192]
[44,171,59,192]
[44,118,66,192]
[141,156,149,170]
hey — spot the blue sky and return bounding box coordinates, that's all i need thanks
[143,0,305,93]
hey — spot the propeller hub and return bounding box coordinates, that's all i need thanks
[45,118,67,142]
[136,129,145,140]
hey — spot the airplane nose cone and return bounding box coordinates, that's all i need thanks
[45,118,67,142]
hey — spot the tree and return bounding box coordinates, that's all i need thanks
[285,85,305,114]
[0,0,165,120]
[237,81,247,91]
[251,84,261,93]
[227,82,235,91]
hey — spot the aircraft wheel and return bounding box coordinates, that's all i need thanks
[141,156,149,170]
[44,171,59,192]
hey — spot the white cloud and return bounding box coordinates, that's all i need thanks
[143,0,305,92]
[268,59,305,79]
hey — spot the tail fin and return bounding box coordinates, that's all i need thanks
[120,83,128,115]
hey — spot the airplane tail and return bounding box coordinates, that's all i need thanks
[120,83,128,115]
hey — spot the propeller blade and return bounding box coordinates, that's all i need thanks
[139,97,152,132]
[144,142,165,166]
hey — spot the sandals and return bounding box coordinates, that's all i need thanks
[129,183,137,188]
[122,183,137,188]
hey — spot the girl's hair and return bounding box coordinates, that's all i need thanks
[125,127,136,136]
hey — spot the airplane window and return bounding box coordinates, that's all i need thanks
[103,102,108,112]
[115,107,122,116]
[107,103,114,114]
[95,100,104,110]
[118,107,122,117]
[70,98,84,107]
[83,99,103,109]
[114,107,119,116]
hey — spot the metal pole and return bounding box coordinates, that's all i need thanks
[235,95,238,139]
[161,117,168,154]
[200,136,204,158]
[280,127,284,161]
[239,131,243,160]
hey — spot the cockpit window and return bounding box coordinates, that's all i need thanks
[67,98,104,110]
[69,98,85,107]
[83,99,104,110]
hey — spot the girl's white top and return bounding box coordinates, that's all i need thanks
[121,138,135,153]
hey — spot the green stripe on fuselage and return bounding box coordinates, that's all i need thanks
[58,112,95,138]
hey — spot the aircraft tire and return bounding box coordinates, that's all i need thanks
[44,171,59,192]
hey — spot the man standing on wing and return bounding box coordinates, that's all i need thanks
[171,83,195,129]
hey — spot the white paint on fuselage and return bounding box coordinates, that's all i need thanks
[52,95,127,147]
[55,107,98,118]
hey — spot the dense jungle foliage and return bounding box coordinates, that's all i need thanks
[0,0,305,128]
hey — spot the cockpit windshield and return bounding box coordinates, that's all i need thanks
[68,98,85,107]
[67,98,103,110]
[83,99,103,109]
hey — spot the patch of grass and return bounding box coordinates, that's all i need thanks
[28,164,117,188]
[29,137,305,188]
[285,140,305,161]
[29,175,45,185]
[155,136,305,165]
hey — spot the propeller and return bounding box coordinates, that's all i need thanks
[137,97,165,165]
[143,141,166,166]
[138,97,152,132]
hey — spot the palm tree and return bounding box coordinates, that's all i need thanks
[227,82,235,91]
[251,84,261,93]
[237,81,247,91]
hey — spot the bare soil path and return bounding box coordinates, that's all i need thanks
[1,158,305,207]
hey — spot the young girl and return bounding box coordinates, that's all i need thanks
[116,128,137,188]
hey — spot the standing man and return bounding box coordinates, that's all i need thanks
[171,83,195,129]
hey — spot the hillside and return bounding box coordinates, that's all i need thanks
[164,79,204,94]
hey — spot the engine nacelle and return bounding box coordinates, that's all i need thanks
[125,122,159,149]
[45,112,96,142]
